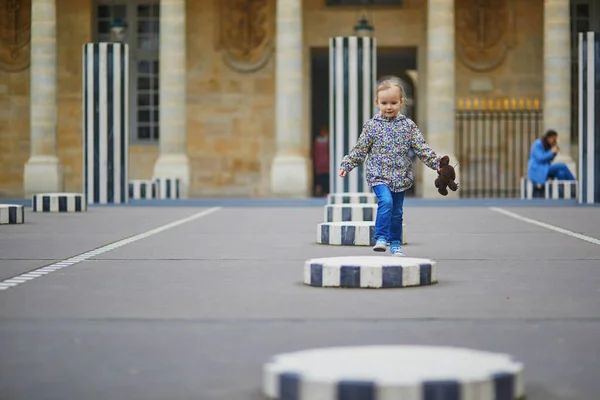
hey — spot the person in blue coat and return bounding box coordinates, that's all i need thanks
[527,129,575,184]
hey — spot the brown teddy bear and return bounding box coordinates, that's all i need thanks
[434,155,459,196]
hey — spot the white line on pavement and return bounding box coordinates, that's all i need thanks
[0,207,222,292]
[489,207,600,246]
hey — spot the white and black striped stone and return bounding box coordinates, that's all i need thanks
[318,221,406,246]
[330,36,376,194]
[83,42,130,205]
[263,345,525,400]
[545,180,578,199]
[327,192,377,205]
[520,178,544,199]
[324,203,377,222]
[128,180,158,200]
[304,256,436,288]
[32,193,86,212]
[0,204,25,224]
[154,177,181,199]
[578,31,600,204]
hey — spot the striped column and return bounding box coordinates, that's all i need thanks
[83,42,129,204]
[329,36,376,194]
[578,32,600,205]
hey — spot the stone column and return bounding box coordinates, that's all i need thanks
[153,0,190,197]
[270,0,309,196]
[23,0,63,196]
[421,0,457,198]
[544,0,576,176]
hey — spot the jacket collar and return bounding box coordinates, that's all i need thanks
[373,112,406,122]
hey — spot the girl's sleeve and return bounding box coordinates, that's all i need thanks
[340,122,375,172]
[409,121,441,170]
[530,141,556,162]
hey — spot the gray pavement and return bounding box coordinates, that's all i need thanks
[0,201,599,400]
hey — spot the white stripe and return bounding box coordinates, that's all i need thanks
[578,32,585,203]
[329,38,335,196]
[86,44,95,205]
[586,32,595,204]
[114,44,122,203]
[335,38,344,193]
[0,207,222,292]
[489,207,600,246]
[99,43,108,204]
[124,44,130,202]
[348,37,358,193]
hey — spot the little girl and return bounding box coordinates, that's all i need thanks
[339,76,442,256]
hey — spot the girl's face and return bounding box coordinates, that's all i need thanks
[376,87,403,118]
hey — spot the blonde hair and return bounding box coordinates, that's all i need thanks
[376,75,407,106]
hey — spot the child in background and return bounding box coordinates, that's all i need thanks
[339,76,442,256]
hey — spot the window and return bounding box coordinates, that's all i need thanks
[94,0,160,143]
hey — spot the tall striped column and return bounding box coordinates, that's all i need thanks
[329,36,376,194]
[83,42,129,204]
[578,32,600,204]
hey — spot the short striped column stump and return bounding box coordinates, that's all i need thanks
[0,204,25,224]
[327,192,377,205]
[153,177,182,199]
[317,222,406,246]
[263,345,525,400]
[324,203,377,222]
[128,179,158,200]
[32,193,86,212]
[304,256,435,288]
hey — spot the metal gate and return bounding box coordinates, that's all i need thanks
[456,98,543,198]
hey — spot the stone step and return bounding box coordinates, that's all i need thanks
[263,345,524,400]
[317,221,406,246]
[304,256,436,288]
[32,193,86,212]
[327,192,377,205]
[324,203,377,222]
[0,204,25,224]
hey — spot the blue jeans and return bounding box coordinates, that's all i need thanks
[372,184,405,243]
[547,163,575,181]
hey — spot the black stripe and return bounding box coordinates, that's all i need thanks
[342,37,350,193]
[152,182,156,198]
[337,380,374,399]
[279,372,300,400]
[93,43,100,203]
[141,184,147,199]
[327,206,333,222]
[369,224,375,245]
[342,207,351,221]
[340,266,360,287]
[581,34,588,202]
[357,37,365,193]
[75,195,82,212]
[107,43,115,203]
[84,45,89,203]
[382,266,403,288]
[321,224,330,244]
[310,263,323,287]
[166,179,172,198]
[341,225,355,245]
[558,183,565,199]
[419,263,432,285]
[43,196,50,212]
[8,206,17,224]
[58,196,67,212]
[493,372,515,400]
[128,182,133,198]
[120,44,127,202]
[32,195,38,211]
[571,182,577,199]
[331,38,337,193]
[176,179,180,198]
[423,380,460,400]
[594,34,600,203]
[363,206,373,221]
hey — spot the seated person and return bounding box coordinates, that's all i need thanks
[527,129,575,185]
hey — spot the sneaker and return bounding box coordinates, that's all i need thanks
[390,242,404,257]
[372,237,387,252]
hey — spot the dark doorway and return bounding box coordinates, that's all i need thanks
[310,46,418,197]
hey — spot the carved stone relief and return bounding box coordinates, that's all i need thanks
[456,0,516,72]
[216,0,274,73]
[0,0,31,72]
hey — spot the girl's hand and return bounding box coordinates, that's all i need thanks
[339,168,347,177]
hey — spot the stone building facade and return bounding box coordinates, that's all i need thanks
[0,0,598,198]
